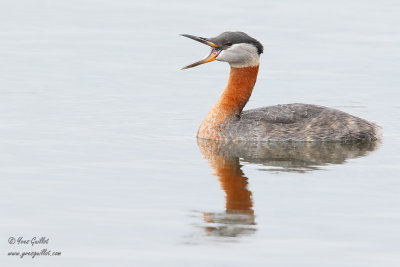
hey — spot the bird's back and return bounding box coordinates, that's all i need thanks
[219,103,380,142]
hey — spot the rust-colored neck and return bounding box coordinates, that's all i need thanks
[197,65,259,139]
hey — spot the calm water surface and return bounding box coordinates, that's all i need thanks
[1,0,400,266]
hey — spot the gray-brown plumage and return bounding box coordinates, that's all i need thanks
[182,32,381,142]
[220,103,380,142]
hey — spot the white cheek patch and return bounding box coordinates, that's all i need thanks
[216,43,260,68]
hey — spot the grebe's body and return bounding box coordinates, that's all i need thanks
[182,32,380,142]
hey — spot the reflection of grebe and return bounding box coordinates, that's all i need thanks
[196,139,378,237]
[182,32,381,142]
[198,139,256,237]
[198,139,378,173]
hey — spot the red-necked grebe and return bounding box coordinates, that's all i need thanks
[181,32,380,142]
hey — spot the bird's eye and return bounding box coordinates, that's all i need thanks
[225,42,232,47]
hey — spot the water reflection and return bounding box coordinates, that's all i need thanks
[197,139,379,238]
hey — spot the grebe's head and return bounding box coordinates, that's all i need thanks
[181,31,263,69]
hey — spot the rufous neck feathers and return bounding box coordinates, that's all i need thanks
[197,65,259,139]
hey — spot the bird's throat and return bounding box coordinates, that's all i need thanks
[197,65,259,140]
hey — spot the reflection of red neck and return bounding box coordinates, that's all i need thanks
[215,157,253,213]
[197,65,259,139]
[197,139,253,214]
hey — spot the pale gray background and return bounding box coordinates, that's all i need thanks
[0,0,399,266]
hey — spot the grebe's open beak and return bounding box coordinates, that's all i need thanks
[181,34,221,70]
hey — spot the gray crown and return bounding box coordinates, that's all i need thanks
[209,32,264,54]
